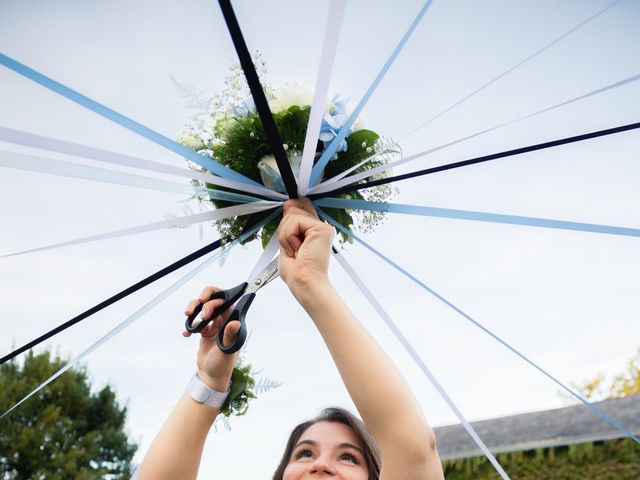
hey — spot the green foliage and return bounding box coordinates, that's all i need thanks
[188,104,395,246]
[441,438,640,479]
[220,361,256,418]
[0,351,137,479]
[217,357,281,430]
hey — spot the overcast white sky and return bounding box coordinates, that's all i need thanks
[1,0,639,477]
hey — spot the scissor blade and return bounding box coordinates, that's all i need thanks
[246,257,279,293]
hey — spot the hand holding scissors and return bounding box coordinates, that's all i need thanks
[184,257,280,354]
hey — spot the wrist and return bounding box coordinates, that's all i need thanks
[291,278,336,314]
[197,369,232,393]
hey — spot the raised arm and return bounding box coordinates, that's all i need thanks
[136,289,241,480]
[278,199,443,480]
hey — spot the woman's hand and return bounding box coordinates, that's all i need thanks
[183,287,240,391]
[278,199,334,301]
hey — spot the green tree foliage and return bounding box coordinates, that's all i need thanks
[0,350,137,479]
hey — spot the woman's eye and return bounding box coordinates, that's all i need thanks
[294,448,313,460]
[338,453,359,464]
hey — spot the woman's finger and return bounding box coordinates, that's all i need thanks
[200,298,225,320]
[220,320,241,348]
[198,285,219,303]
[184,298,200,316]
[283,198,317,218]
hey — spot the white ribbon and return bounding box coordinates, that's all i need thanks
[1,201,281,258]
[400,0,624,138]
[297,0,346,196]
[247,229,281,282]
[0,149,198,196]
[0,127,286,200]
[309,71,640,195]
[333,250,510,479]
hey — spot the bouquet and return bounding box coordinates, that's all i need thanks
[176,53,399,246]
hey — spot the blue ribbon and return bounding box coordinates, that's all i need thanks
[316,207,640,445]
[0,52,260,187]
[315,198,640,238]
[308,0,434,187]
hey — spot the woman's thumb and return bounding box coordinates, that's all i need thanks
[221,320,241,348]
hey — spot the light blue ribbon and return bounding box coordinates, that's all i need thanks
[0,149,261,203]
[316,207,640,445]
[0,207,281,421]
[315,198,640,238]
[308,0,434,187]
[0,52,260,187]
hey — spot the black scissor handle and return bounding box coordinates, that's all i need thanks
[184,282,248,334]
[216,292,255,354]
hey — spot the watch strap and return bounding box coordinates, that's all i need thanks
[186,372,229,408]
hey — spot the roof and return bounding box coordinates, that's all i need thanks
[433,396,640,460]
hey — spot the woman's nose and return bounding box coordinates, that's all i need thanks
[309,456,336,475]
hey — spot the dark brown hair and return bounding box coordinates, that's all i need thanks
[272,407,381,480]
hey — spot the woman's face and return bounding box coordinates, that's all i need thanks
[282,421,369,479]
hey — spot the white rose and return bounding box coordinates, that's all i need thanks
[268,83,313,112]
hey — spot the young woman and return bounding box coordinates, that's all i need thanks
[137,199,444,479]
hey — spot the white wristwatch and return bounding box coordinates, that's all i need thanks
[186,372,229,408]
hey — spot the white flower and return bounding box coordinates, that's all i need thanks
[268,83,313,112]
[257,150,303,193]
[176,134,204,151]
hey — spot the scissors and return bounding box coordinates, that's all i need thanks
[184,257,280,354]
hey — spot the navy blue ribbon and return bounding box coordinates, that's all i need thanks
[311,121,640,198]
[217,0,298,199]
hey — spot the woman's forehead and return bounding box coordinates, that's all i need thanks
[299,421,363,447]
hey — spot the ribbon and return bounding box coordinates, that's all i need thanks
[314,198,640,238]
[401,0,624,137]
[308,0,434,187]
[0,208,280,420]
[311,74,640,195]
[0,149,198,196]
[217,0,298,199]
[0,126,284,200]
[0,54,268,190]
[1,201,280,258]
[333,250,510,479]
[310,121,640,197]
[297,0,346,196]
[0,208,281,366]
[316,208,640,445]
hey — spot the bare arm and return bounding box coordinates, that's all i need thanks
[279,199,443,479]
[136,292,240,480]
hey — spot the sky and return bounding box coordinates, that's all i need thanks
[1,0,639,477]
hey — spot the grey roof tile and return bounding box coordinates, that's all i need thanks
[433,396,640,460]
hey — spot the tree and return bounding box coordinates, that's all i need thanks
[573,347,640,401]
[0,350,137,479]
